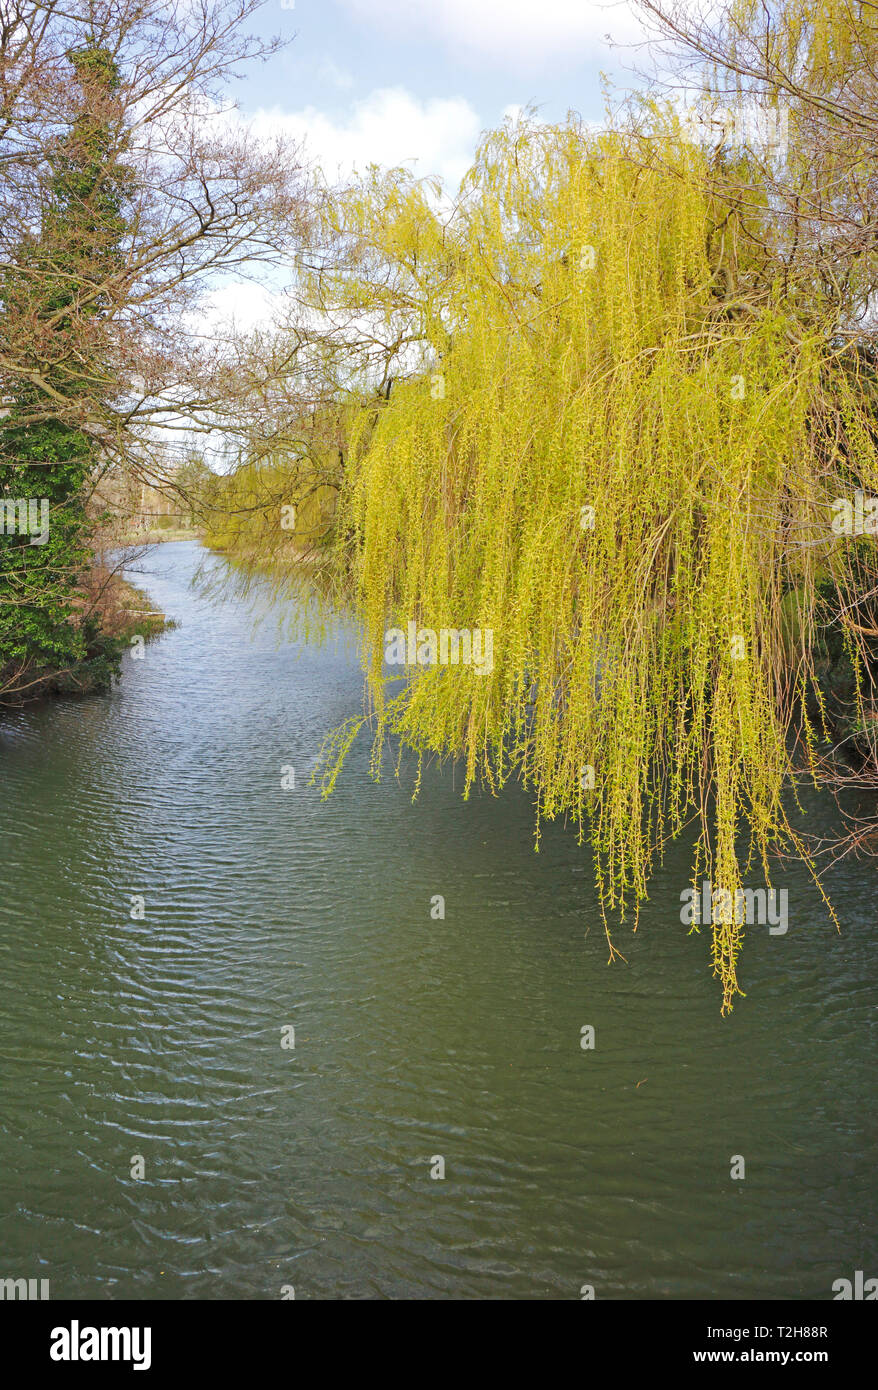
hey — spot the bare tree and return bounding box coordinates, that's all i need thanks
[0,0,314,484]
[633,0,878,333]
[0,0,314,697]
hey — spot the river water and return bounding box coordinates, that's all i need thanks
[0,539,875,1299]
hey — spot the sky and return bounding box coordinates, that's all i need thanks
[231,0,653,192]
[195,0,666,352]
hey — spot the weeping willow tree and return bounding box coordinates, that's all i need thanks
[205,450,340,560]
[298,115,878,1011]
[637,0,878,318]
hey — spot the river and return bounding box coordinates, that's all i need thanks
[0,539,875,1298]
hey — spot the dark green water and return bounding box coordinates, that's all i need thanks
[0,539,875,1299]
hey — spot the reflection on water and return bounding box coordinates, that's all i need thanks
[0,540,875,1299]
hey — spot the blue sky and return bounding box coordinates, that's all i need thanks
[198,1,657,333]
[231,0,650,190]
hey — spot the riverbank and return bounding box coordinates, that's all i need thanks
[85,565,173,644]
[0,564,174,707]
[112,526,202,545]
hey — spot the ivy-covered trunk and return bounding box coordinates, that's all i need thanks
[0,42,129,700]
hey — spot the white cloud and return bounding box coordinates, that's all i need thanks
[502,102,527,124]
[336,0,643,67]
[315,57,355,91]
[247,87,483,191]
[200,282,281,335]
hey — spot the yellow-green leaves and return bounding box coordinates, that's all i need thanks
[279,117,878,1009]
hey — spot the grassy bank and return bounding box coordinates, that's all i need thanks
[113,527,202,546]
[0,565,175,706]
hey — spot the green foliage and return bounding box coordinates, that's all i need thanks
[308,118,878,1010]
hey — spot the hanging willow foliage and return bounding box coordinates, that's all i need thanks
[297,117,878,1010]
